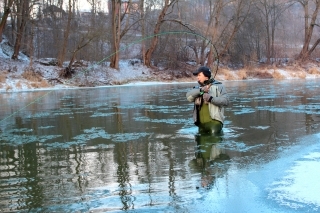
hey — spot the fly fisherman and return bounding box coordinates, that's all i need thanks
[186,66,229,135]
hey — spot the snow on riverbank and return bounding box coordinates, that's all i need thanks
[1,38,320,92]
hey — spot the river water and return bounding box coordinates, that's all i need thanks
[1,79,320,213]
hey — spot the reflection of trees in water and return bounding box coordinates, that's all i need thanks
[305,113,320,134]
[0,142,45,211]
[115,143,135,210]
[190,133,230,189]
[117,163,134,210]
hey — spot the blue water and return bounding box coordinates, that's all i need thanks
[1,79,320,212]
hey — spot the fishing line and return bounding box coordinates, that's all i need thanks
[0,31,219,125]
[0,91,54,124]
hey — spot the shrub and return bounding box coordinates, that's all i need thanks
[22,67,42,82]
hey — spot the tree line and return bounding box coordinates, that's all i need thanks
[0,0,319,76]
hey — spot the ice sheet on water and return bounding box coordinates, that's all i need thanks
[250,126,270,130]
[0,129,62,146]
[268,152,320,210]
[256,105,320,115]
[112,132,149,142]
[266,133,320,211]
[232,107,256,115]
[177,126,198,136]
[90,112,117,117]
[134,116,189,125]
[73,127,111,140]
[219,140,265,152]
[65,127,149,144]
[38,125,55,129]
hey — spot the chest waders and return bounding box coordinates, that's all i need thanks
[198,103,223,134]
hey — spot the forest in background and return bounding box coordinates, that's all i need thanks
[0,0,320,78]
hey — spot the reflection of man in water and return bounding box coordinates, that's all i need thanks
[186,66,229,188]
[193,133,230,188]
[186,66,229,134]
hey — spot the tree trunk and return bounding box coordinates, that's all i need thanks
[11,0,29,60]
[144,0,175,67]
[0,0,14,43]
[297,0,320,61]
[60,33,96,78]
[206,0,221,66]
[140,0,146,64]
[57,0,73,67]
[308,38,320,55]
[110,0,121,69]
[264,2,271,64]
[28,22,34,67]
[218,0,250,60]
[68,36,95,70]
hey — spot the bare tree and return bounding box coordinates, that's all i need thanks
[185,0,251,67]
[0,0,15,42]
[140,0,146,64]
[59,32,99,78]
[57,0,73,67]
[11,0,30,59]
[2,0,319,71]
[144,0,178,67]
[296,0,320,61]
[205,0,224,66]
[28,18,35,66]
[39,3,65,58]
[217,0,253,58]
[255,0,291,64]
[109,0,139,69]
[110,0,121,69]
[58,0,106,77]
[232,7,265,65]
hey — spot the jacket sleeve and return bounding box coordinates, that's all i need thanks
[186,88,201,102]
[210,84,229,106]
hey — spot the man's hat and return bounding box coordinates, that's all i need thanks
[193,66,211,78]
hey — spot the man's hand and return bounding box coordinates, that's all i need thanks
[202,85,210,93]
[203,93,213,103]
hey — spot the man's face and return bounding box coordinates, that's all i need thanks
[196,72,209,84]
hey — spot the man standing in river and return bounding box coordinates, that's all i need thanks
[186,66,229,134]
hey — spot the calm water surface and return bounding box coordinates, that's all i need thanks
[1,79,320,213]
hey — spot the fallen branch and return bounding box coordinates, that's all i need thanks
[47,78,64,84]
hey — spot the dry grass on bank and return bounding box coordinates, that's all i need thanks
[21,69,50,88]
[0,72,6,83]
[215,63,320,81]
[22,69,43,82]
[308,67,320,75]
[216,67,272,81]
[0,68,51,91]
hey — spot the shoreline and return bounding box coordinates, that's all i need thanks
[1,58,320,93]
[1,77,320,93]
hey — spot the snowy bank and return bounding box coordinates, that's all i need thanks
[1,38,320,92]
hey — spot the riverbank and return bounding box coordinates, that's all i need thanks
[1,56,320,92]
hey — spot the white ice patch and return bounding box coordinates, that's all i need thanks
[268,151,320,210]
[250,126,270,130]
[177,126,198,136]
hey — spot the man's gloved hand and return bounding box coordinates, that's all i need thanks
[203,93,213,103]
[201,85,210,93]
